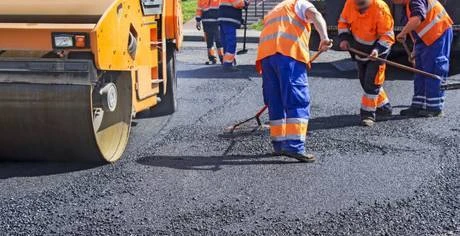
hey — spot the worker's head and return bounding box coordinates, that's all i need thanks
[354,0,371,10]
[391,0,409,4]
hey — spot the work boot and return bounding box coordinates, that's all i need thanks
[419,110,443,118]
[282,151,316,163]
[400,107,423,117]
[205,58,218,65]
[376,107,392,118]
[360,117,375,127]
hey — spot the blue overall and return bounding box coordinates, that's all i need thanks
[411,28,453,111]
[220,22,238,67]
[262,53,310,154]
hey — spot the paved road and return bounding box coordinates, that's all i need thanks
[0,42,459,235]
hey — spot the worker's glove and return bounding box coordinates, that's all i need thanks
[339,40,350,51]
[196,21,202,31]
[319,39,333,52]
[369,49,379,61]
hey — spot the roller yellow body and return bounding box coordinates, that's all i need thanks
[0,0,183,162]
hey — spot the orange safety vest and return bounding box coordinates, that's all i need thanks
[338,0,394,48]
[406,0,453,46]
[220,0,246,9]
[196,0,221,22]
[256,0,311,73]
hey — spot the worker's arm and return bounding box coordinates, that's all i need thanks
[396,16,422,42]
[337,1,352,51]
[232,0,249,9]
[374,7,395,56]
[305,7,332,51]
[396,0,426,43]
[195,5,202,31]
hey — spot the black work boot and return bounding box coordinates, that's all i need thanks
[400,107,424,117]
[360,110,376,127]
[419,110,443,118]
[205,57,218,65]
[360,117,375,127]
[376,105,393,119]
[282,151,316,163]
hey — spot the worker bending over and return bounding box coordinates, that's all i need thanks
[196,0,224,65]
[256,0,332,162]
[338,0,395,127]
[219,0,248,71]
[392,0,453,117]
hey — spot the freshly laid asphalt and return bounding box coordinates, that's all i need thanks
[0,42,459,235]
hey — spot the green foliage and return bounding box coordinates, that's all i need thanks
[250,20,264,31]
[181,0,198,23]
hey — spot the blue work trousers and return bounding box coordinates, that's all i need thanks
[262,53,310,154]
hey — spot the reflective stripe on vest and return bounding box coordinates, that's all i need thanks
[418,9,448,38]
[338,0,394,48]
[256,0,311,70]
[259,31,309,53]
[406,0,453,46]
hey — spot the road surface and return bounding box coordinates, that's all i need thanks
[0,42,459,235]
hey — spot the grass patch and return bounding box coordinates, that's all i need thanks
[250,20,264,31]
[181,0,198,23]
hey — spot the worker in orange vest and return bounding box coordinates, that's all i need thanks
[392,0,453,117]
[256,0,332,162]
[338,0,395,127]
[196,0,224,65]
[219,0,249,71]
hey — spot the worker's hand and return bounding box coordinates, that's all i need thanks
[339,40,350,51]
[369,49,379,61]
[319,39,333,52]
[196,21,201,31]
[396,32,407,43]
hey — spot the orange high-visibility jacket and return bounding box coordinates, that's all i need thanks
[220,0,246,9]
[196,0,221,23]
[406,0,453,46]
[218,0,247,27]
[256,0,311,73]
[338,0,395,50]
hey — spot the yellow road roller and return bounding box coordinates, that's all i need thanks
[0,0,183,162]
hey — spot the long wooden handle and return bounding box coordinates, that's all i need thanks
[349,48,442,80]
[402,42,412,56]
[309,51,322,64]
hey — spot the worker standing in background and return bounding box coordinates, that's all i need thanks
[338,0,395,127]
[219,0,249,71]
[392,0,453,117]
[256,0,332,162]
[196,0,224,65]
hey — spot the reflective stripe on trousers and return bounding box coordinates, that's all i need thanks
[357,57,391,118]
[412,28,453,111]
[262,53,310,154]
[361,89,389,112]
[220,22,238,67]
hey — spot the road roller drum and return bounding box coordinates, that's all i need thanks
[0,0,183,162]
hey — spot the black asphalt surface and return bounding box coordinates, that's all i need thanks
[0,42,459,235]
